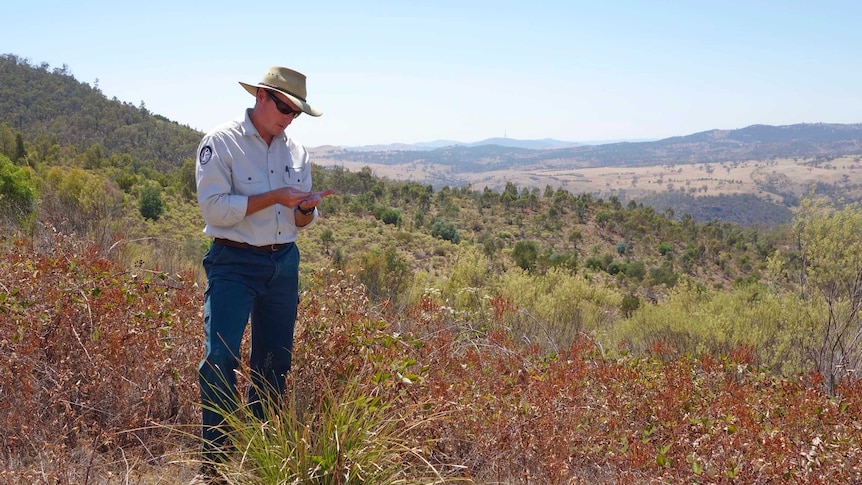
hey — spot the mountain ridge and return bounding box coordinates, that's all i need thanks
[339,123,862,155]
[3,54,861,179]
[346,137,584,152]
[324,122,862,173]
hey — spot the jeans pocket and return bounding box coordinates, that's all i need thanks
[202,242,227,274]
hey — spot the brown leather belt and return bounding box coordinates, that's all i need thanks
[214,238,293,252]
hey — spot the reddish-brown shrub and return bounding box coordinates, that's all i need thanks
[3,233,862,483]
[0,233,202,480]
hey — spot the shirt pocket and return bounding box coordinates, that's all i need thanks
[233,164,267,195]
[282,164,307,189]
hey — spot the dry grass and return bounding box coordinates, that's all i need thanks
[2,231,862,483]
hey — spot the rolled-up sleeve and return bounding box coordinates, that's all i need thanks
[196,136,248,228]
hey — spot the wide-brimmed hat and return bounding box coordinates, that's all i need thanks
[239,66,322,117]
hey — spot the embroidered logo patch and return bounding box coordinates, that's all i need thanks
[199,146,213,165]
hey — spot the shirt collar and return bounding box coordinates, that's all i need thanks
[239,108,257,137]
[239,108,286,142]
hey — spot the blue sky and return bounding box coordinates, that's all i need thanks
[4,1,861,147]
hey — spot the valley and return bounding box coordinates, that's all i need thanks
[312,147,862,207]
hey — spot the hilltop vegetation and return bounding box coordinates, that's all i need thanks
[3,55,862,482]
[0,54,199,172]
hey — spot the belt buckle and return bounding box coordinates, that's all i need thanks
[270,244,279,252]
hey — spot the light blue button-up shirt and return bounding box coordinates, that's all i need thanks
[196,109,316,245]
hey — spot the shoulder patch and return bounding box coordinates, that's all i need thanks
[199,145,213,165]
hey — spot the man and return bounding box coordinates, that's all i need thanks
[193,65,334,479]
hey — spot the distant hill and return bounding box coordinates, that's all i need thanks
[417,137,582,150]
[345,143,428,152]
[348,137,582,151]
[328,123,862,173]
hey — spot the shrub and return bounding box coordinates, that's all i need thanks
[380,207,401,226]
[616,241,631,256]
[549,251,578,272]
[612,281,816,376]
[372,204,401,226]
[443,246,495,312]
[4,232,862,483]
[355,245,411,304]
[0,233,200,480]
[430,218,460,243]
[620,293,640,317]
[649,262,679,287]
[768,198,862,393]
[40,166,123,242]
[584,253,614,273]
[512,240,539,271]
[497,268,624,350]
[139,182,165,221]
[0,154,36,220]
[658,241,674,257]
[623,260,646,281]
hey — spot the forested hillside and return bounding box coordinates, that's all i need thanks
[3,55,862,483]
[636,192,794,226]
[0,54,200,172]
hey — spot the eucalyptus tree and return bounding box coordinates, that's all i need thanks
[769,198,862,394]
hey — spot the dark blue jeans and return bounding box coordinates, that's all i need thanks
[198,241,299,462]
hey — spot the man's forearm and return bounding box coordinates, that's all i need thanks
[245,192,277,216]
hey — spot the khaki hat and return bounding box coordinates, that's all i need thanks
[239,66,322,117]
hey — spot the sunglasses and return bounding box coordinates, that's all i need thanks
[265,90,302,118]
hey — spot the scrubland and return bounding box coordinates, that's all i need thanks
[3,222,862,483]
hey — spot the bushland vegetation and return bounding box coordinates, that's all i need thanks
[3,55,862,482]
[3,229,862,483]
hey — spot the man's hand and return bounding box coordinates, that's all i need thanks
[297,189,336,210]
[294,189,335,227]
[274,187,315,208]
[245,188,335,217]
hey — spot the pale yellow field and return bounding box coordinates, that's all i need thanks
[311,148,862,202]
